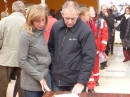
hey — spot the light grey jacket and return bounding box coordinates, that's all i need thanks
[0,12,25,67]
[18,28,51,91]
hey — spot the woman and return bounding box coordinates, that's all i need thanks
[89,6,108,78]
[18,5,51,97]
[88,6,101,86]
[107,8,115,54]
[116,7,130,62]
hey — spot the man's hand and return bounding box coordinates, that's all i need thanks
[104,12,108,17]
[40,78,51,92]
[72,83,85,94]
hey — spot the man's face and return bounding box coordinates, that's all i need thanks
[61,9,79,28]
[101,6,107,14]
[81,11,90,22]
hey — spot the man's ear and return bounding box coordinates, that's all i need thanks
[60,11,64,17]
[80,15,84,20]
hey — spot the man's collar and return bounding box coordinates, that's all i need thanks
[10,12,25,17]
[58,17,81,34]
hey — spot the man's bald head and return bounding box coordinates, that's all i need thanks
[61,1,79,28]
[101,4,107,9]
[62,1,79,14]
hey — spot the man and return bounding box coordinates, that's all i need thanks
[0,11,16,82]
[0,1,26,97]
[99,4,114,69]
[48,1,96,94]
[79,6,96,93]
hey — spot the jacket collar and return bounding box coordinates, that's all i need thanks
[58,17,81,34]
[10,12,25,18]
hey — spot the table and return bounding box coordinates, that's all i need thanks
[43,91,130,97]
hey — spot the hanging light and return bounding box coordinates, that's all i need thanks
[18,0,26,2]
[3,0,8,11]
[4,0,7,3]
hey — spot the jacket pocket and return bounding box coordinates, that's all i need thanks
[36,55,50,66]
[36,55,44,65]
[60,66,80,84]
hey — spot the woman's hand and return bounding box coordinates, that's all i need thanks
[40,78,51,92]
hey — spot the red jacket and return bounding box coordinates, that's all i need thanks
[87,19,97,38]
[44,16,57,43]
[87,19,108,51]
[96,19,108,51]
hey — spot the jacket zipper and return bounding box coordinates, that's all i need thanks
[58,28,68,86]
[61,28,68,50]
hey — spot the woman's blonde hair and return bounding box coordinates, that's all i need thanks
[24,5,48,34]
[79,7,89,16]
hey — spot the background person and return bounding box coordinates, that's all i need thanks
[88,6,100,85]
[0,1,26,97]
[116,7,130,62]
[111,5,118,17]
[50,9,56,18]
[125,16,130,50]
[118,4,125,16]
[107,8,115,54]
[40,3,57,43]
[79,7,96,93]
[40,3,57,90]
[1,11,9,20]
[99,4,114,68]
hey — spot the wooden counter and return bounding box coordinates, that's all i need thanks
[43,91,130,97]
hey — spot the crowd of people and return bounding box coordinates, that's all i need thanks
[0,0,130,97]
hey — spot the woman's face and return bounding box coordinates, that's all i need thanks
[33,15,46,30]
[125,8,130,15]
[89,7,96,18]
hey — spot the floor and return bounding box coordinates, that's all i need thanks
[95,44,130,94]
[7,44,130,97]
